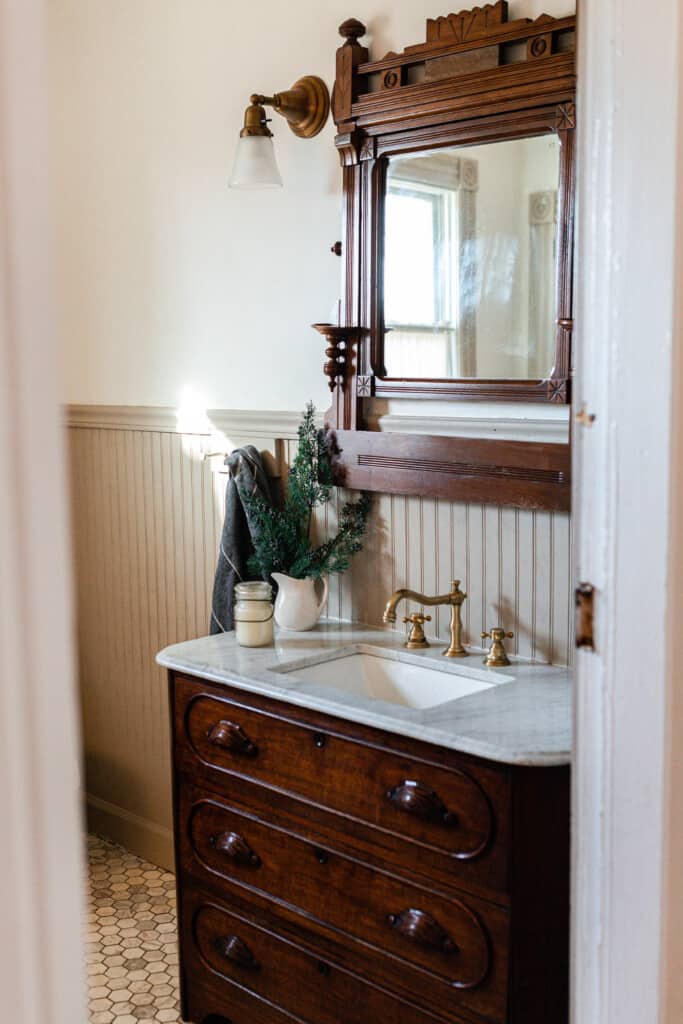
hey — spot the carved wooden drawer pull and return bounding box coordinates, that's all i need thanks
[387,908,458,954]
[214,935,260,971]
[209,831,261,867]
[386,780,458,827]
[206,720,258,757]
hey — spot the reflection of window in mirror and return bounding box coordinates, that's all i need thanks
[384,153,478,378]
[383,136,560,381]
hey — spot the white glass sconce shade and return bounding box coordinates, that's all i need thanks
[229,135,282,189]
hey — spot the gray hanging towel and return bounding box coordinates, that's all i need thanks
[210,445,273,634]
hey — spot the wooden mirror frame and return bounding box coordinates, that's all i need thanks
[322,3,575,511]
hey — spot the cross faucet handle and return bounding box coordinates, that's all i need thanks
[481,627,514,667]
[481,627,514,641]
[402,613,431,649]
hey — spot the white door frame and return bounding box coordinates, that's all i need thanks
[573,0,683,1021]
[0,0,86,1021]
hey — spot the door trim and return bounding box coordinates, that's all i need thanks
[573,1,683,1021]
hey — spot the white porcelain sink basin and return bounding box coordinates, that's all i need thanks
[278,650,510,710]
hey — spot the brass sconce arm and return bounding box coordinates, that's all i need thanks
[240,76,330,139]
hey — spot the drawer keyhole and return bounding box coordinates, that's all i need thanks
[313,732,326,749]
[314,848,328,865]
[317,961,331,976]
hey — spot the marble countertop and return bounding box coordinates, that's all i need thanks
[156,621,572,767]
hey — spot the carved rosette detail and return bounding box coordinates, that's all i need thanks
[382,68,402,90]
[530,36,548,57]
[547,379,568,403]
[360,136,376,162]
[556,101,576,130]
[357,375,374,397]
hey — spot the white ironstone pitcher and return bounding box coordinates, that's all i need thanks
[271,573,329,631]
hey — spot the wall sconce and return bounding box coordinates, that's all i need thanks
[229,76,330,189]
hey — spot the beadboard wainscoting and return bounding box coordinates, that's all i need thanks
[66,405,572,870]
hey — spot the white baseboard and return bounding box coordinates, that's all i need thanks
[86,794,175,873]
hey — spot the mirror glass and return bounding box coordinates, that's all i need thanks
[382,135,561,380]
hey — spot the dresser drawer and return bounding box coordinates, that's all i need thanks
[183,980,294,1024]
[178,787,508,1022]
[181,886,460,1024]
[173,676,509,893]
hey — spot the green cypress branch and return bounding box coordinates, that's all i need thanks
[245,403,370,581]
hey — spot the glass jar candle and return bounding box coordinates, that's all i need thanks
[233,581,274,647]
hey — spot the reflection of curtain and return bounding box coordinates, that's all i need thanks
[528,190,557,378]
[458,159,478,376]
[385,328,455,377]
[386,155,478,377]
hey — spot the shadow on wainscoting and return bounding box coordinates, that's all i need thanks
[351,493,392,629]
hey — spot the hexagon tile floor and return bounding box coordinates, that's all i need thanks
[86,834,183,1024]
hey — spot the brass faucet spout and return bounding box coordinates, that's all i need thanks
[383,589,424,624]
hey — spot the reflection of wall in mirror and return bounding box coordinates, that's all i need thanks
[518,137,559,379]
[529,189,558,378]
[458,135,559,380]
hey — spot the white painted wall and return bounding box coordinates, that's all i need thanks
[454,135,559,379]
[49,0,574,411]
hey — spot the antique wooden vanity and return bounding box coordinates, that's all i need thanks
[166,6,576,1023]
[163,620,571,1024]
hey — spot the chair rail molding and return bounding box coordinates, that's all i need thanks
[207,408,322,441]
[65,404,567,445]
[65,404,185,433]
[64,404,323,439]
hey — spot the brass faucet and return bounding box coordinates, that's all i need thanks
[383,580,468,658]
